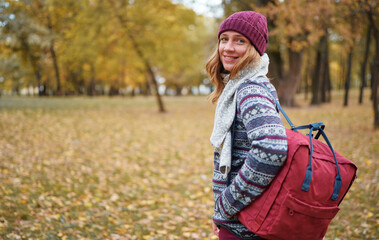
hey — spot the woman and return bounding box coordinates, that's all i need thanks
[207,11,288,239]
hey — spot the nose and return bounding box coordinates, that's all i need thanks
[224,40,234,52]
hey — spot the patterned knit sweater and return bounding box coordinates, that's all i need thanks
[212,78,288,239]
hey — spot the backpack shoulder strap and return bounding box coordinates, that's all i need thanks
[260,83,296,130]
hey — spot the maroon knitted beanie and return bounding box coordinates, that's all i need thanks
[218,11,268,56]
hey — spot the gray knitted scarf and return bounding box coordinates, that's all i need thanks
[210,53,269,179]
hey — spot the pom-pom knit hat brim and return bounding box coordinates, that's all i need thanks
[218,11,268,56]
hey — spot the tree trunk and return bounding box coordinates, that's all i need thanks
[69,70,79,95]
[321,35,331,103]
[36,72,43,96]
[88,65,96,96]
[115,12,165,112]
[109,84,119,96]
[175,85,182,96]
[344,46,354,106]
[267,49,284,88]
[47,15,61,94]
[146,67,165,112]
[50,42,61,94]
[128,31,165,112]
[311,34,330,104]
[137,82,146,96]
[372,61,379,128]
[360,24,371,104]
[12,79,20,95]
[33,64,43,96]
[88,79,96,96]
[131,87,135,97]
[320,39,327,103]
[304,72,309,100]
[303,48,312,101]
[311,47,322,105]
[279,47,304,107]
[339,52,346,90]
[144,77,151,96]
[321,55,331,102]
[367,7,379,128]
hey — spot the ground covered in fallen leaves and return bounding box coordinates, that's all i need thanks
[0,90,377,240]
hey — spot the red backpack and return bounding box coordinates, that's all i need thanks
[237,85,357,240]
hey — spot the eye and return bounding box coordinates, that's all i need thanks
[237,39,246,44]
[220,37,228,42]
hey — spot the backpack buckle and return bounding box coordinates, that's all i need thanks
[310,122,325,130]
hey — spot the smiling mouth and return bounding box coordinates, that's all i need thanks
[224,56,238,61]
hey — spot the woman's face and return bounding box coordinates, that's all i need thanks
[218,31,250,72]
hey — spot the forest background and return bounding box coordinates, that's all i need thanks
[0,0,378,239]
[0,0,378,126]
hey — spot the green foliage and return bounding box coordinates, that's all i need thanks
[0,90,377,239]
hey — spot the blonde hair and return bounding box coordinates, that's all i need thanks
[206,42,261,104]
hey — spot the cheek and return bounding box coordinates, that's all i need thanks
[218,45,223,55]
[238,46,248,56]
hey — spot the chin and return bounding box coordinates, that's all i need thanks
[222,64,232,72]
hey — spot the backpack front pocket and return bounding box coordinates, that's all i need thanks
[268,194,340,240]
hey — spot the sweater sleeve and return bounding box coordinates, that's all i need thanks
[214,81,288,219]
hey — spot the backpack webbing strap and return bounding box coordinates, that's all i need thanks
[264,90,296,130]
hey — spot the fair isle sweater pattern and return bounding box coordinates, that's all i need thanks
[212,78,288,239]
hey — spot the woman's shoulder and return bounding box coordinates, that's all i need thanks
[237,77,272,95]
[237,76,270,89]
[236,76,279,104]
